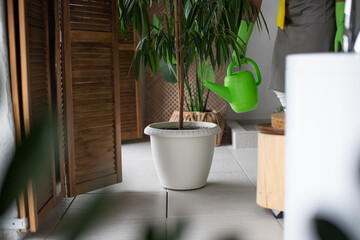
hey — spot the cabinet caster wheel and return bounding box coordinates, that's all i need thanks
[271,209,283,219]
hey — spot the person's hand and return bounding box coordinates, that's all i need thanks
[334,26,344,52]
[334,1,345,52]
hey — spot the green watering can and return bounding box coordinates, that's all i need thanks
[203,58,261,113]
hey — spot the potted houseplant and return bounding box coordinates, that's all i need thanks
[118,0,265,190]
[167,54,226,146]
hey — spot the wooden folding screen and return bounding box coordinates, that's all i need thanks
[7,0,141,232]
[7,0,26,227]
[118,29,142,140]
[61,0,122,197]
[8,0,58,232]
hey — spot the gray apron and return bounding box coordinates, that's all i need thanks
[268,0,336,92]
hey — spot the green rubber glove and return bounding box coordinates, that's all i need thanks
[335,1,345,52]
[232,20,255,66]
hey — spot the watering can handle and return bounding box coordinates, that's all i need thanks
[227,58,262,86]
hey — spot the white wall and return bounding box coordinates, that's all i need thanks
[227,0,280,120]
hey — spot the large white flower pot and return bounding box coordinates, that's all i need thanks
[144,121,221,190]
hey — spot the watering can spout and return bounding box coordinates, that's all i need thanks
[203,81,232,103]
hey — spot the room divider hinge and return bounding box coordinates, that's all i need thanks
[0,218,28,230]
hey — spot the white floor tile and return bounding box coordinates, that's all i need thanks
[26,140,283,240]
[211,146,243,173]
[51,192,166,239]
[205,172,254,190]
[168,215,283,240]
[73,192,166,219]
[121,140,153,160]
[90,140,165,193]
[91,157,164,193]
[24,198,73,240]
[229,148,258,187]
[278,218,284,228]
[168,188,270,218]
[52,218,166,240]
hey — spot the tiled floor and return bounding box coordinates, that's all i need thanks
[25,140,283,240]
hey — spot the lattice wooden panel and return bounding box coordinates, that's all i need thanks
[145,66,226,126]
[144,3,227,126]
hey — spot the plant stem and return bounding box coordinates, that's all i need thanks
[184,77,194,111]
[196,71,203,112]
[203,89,210,112]
[175,0,184,129]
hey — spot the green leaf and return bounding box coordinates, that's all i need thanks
[159,59,177,83]
[134,53,141,81]
[153,14,160,34]
[63,196,112,240]
[134,4,143,37]
[197,61,215,83]
[184,0,192,18]
[142,3,150,37]
[0,118,53,216]
[184,77,195,111]
[118,0,268,114]
[314,217,350,240]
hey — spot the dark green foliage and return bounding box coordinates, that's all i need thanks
[144,220,186,240]
[159,59,177,84]
[314,217,351,240]
[59,196,113,240]
[274,106,285,113]
[0,118,53,216]
[118,0,267,112]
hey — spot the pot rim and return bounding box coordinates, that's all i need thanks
[144,121,221,138]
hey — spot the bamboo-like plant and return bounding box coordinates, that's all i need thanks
[118,0,266,128]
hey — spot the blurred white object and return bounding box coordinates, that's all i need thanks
[274,91,286,108]
[285,53,360,240]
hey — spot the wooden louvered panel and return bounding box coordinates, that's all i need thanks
[73,92,113,101]
[18,0,57,232]
[75,126,114,141]
[36,169,53,210]
[63,0,122,196]
[118,47,142,140]
[26,0,55,213]
[75,163,116,184]
[119,82,136,91]
[76,134,114,149]
[69,0,111,32]
[74,115,114,130]
[75,141,115,163]
[7,0,28,227]
[119,26,134,46]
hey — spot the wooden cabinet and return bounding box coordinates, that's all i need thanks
[256,132,285,212]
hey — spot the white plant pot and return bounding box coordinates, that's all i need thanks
[144,121,221,190]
